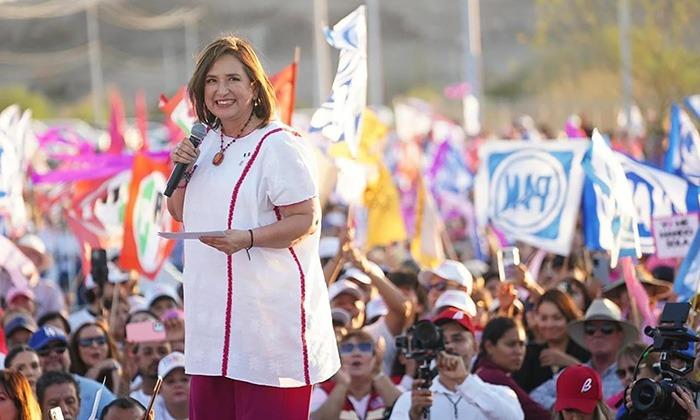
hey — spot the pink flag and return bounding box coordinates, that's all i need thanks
[621,256,655,343]
[108,90,126,154]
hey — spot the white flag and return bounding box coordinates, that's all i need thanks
[309,6,367,156]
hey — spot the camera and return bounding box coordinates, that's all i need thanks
[630,302,700,419]
[395,320,445,419]
[395,320,445,363]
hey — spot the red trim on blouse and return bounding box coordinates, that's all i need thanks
[220,127,284,376]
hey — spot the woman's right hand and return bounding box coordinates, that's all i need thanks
[171,138,200,165]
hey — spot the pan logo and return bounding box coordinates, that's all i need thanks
[490,150,568,234]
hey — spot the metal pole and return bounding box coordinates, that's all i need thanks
[312,0,331,106]
[366,0,384,106]
[463,0,482,101]
[86,4,105,124]
[619,0,632,130]
[185,17,199,77]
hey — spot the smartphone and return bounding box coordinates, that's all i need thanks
[591,253,611,286]
[126,320,166,343]
[497,247,520,282]
[90,248,108,287]
[50,407,65,420]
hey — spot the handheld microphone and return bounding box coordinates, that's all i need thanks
[164,122,207,197]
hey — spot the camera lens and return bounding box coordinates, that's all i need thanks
[631,378,664,412]
[413,321,442,348]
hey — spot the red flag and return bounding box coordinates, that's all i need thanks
[120,153,179,279]
[135,90,149,150]
[159,86,196,136]
[269,61,297,125]
[108,90,126,154]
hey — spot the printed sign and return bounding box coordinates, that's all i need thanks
[652,213,699,258]
[475,140,589,254]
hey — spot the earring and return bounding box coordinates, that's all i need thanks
[254,97,261,108]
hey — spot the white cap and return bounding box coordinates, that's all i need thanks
[17,234,47,255]
[434,290,476,317]
[366,298,388,321]
[340,267,371,285]
[324,211,346,228]
[158,351,186,379]
[319,236,340,259]
[107,262,130,284]
[146,284,181,308]
[331,308,352,327]
[418,260,473,295]
[127,295,148,314]
[328,279,365,302]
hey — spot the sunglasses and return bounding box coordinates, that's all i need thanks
[339,342,373,356]
[37,345,67,357]
[583,323,620,336]
[78,336,107,347]
[425,281,447,293]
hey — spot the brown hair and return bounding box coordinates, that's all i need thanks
[536,288,583,323]
[552,401,614,420]
[69,321,120,390]
[0,370,42,420]
[187,35,276,128]
[340,329,375,346]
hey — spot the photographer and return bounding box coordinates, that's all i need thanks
[389,308,523,419]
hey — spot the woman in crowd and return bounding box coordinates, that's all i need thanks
[0,369,41,420]
[474,317,550,419]
[68,321,124,394]
[553,364,613,420]
[514,289,590,392]
[608,342,660,410]
[311,330,401,420]
[4,345,42,394]
[557,276,593,313]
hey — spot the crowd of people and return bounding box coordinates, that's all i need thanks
[0,214,698,419]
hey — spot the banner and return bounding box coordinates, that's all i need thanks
[309,5,367,156]
[674,228,700,301]
[159,86,196,137]
[411,179,445,268]
[474,140,588,255]
[652,213,699,258]
[618,153,700,254]
[270,60,297,125]
[120,153,178,278]
[664,103,700,185]
[582,130,640,266]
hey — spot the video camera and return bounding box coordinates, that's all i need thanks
[630,302,700,420]
[395,320,445,419]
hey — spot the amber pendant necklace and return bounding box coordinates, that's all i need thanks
[213,112,254,166]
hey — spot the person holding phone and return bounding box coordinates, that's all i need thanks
[166,35,338,419]
[68,321,123,395]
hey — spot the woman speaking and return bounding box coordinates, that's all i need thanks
[167,35,339,419]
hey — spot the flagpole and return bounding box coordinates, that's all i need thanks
[312,0,331,106]
[618,0,633,131]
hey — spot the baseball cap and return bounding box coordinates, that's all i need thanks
[6,286,35,304]
[28,326,68,350]
[432,308,476,334]
[146,284,181,308]
[328,279,365,302]
[319,237,340,259]
[554,365,602,414]
[4,312,38,337]
[340,267,372,285]
[107,262,130,284]
[331,308,352,327]
[158,351,186,379]
[418,260,473,294]
[434,290,477,317]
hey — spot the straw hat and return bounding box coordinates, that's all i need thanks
[567,298,638,349]
[602,274,671,299]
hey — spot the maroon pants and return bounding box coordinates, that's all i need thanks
[189,375,312,420]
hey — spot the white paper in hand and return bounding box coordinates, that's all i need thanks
[86,377,106,420]
[158,231,227,240]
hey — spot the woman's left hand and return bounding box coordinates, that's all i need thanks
[200,230,250,255]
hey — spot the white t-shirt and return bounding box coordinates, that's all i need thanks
[182,122,340,387]
[153,397,187,420]
[365,317,397,374]
[68,307,96,332]
[389,374,524,420]
[129,389,152,409]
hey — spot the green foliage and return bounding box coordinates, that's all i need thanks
[0,85,54,119]
[530,0,700,125]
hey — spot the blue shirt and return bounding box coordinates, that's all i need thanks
[74,374,116,420]
[530,362,623,410]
